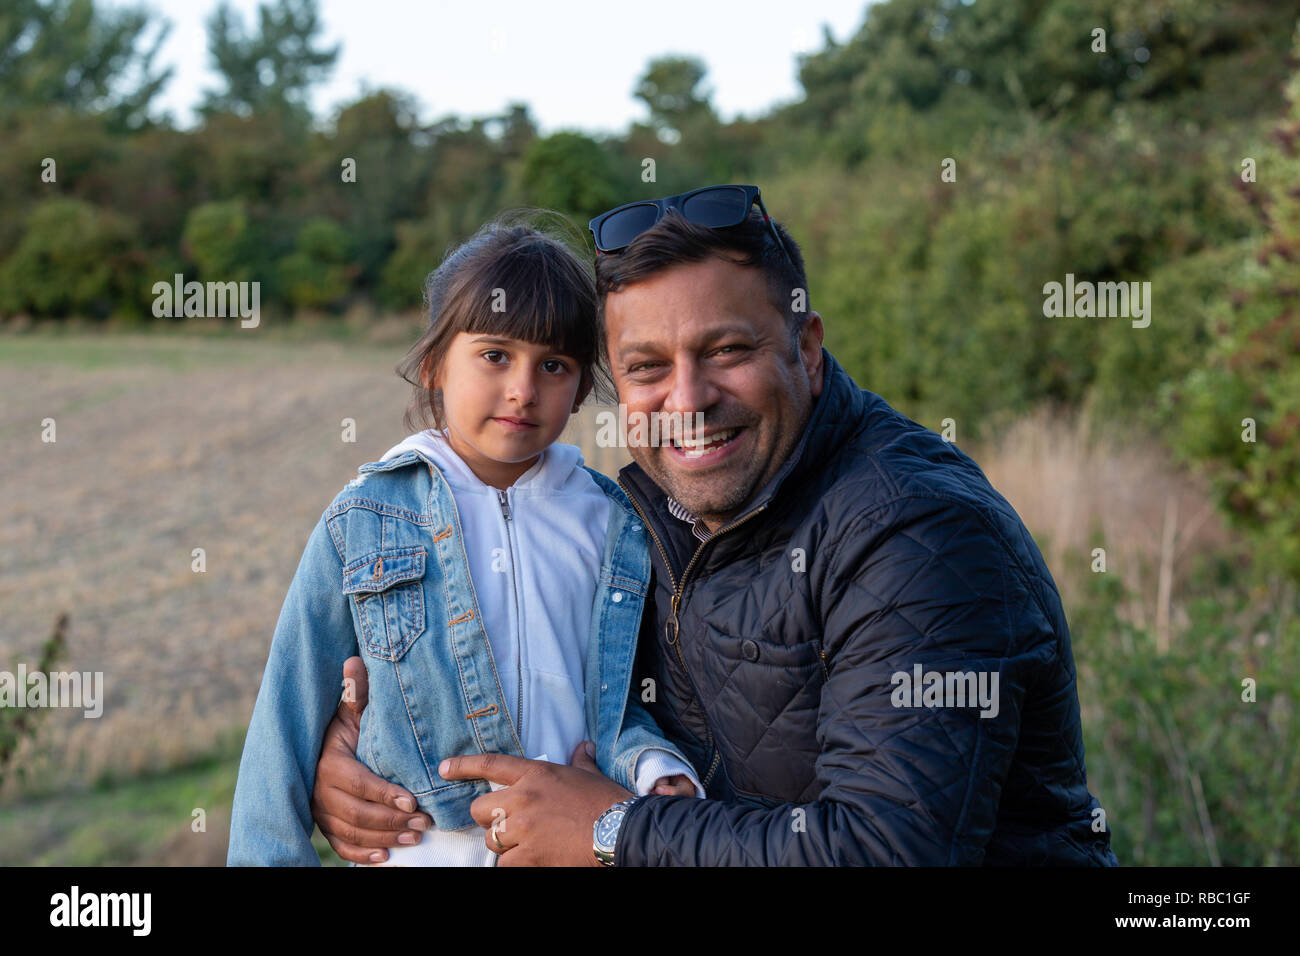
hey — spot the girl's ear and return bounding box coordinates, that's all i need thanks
[573,374,593,412]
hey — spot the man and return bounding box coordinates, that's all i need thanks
[307,184,1118,866]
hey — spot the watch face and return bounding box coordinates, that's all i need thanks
[596,808,626,848]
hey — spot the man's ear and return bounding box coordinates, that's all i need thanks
[801,311,826,398]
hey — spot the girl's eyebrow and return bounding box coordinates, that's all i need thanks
[471,335,576,361]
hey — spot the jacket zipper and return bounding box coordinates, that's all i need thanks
[497,488,524,747]
[617,477,767,789]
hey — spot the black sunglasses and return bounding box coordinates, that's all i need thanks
[588,184,792,265]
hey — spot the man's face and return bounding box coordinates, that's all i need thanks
[605,256,824,529]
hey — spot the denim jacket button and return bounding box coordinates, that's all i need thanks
[611,592,623,603]
[741,639,760,662]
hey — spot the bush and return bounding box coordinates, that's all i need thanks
[180,200,255,284]
[277,217,351,310]
[0,198,140,319]
[1073,555,1300,865]
[1165,27,1300,585]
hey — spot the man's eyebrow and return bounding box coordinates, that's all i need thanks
[618,341,663,356]
[619,326,759,358]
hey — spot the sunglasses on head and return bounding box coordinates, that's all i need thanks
[588,183,792,265]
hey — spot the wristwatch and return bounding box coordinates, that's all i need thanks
[593,797,640,866]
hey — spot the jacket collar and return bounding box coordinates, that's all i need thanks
[375,428,586,491]
[356,434,640,521]
[358,449,423,474]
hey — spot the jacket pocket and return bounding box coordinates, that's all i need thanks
[712,629,824,670]
[342,547,427,661]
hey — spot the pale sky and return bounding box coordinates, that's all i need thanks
[137,0,873,134]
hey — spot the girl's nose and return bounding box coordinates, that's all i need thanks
[506,368,538,406]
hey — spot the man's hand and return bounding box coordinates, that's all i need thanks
[310,656,433,864]
[439,740,632,866]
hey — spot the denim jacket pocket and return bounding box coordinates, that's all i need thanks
[342,546,427,661]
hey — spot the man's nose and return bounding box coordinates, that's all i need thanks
[662,359,718,418]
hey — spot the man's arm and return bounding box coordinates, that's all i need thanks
[615,496,1049,866]
[309,656,432,864]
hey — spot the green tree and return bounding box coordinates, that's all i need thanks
[278,216,350,310]
[633,55,718,144]
[0,0,172,129]
[492,102,539,160]
[518,131,620,222]
[324,90,430,291]
[790,0,1300,167]
[200,0,338,121]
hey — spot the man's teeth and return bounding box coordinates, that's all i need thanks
[671,428,738,456]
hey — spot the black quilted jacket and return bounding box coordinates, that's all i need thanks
[613,350,1118,866]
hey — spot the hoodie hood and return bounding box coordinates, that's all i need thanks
[378,427,586,492]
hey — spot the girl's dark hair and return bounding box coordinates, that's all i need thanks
[396,209,614,432]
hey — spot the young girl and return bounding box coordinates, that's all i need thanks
[227,215,701,866]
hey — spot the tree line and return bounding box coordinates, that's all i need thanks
[2,0,1298,581]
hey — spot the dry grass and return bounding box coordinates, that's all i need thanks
[0,333,433,796]
[966,407,1236,642]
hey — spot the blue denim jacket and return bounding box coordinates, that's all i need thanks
[227,448,691,865]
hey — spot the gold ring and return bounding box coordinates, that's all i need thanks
[490,819,506,852]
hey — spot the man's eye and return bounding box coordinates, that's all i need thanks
[629,361,661,374]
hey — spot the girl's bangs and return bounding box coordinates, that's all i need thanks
[458,255,596,363]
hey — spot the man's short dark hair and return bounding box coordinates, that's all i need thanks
[594,208,810,358]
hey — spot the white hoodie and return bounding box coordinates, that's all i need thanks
[364,429,699,866]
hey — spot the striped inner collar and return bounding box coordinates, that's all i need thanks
[666,496,713,543]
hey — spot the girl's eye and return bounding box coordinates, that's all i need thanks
[541,359,569,374]
[483,350,507,364]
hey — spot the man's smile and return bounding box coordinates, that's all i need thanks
[663,425,747,465]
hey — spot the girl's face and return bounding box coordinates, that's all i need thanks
[428,332,586,488]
